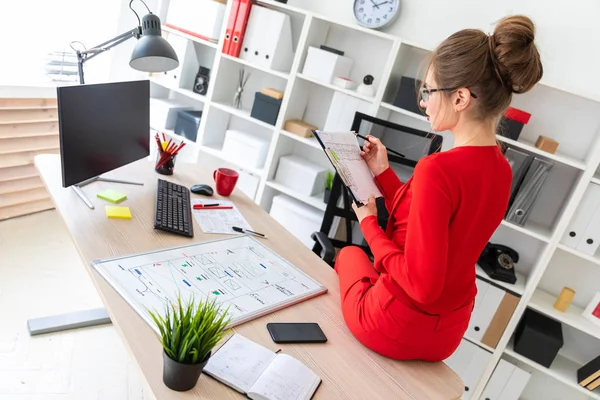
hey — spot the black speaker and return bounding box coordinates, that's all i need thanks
[193,66,211,96]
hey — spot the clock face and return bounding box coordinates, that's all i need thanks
[353,0,400,29]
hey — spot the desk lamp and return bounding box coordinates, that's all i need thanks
[73,0,179,84]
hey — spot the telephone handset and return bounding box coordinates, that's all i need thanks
[478,242,519,284]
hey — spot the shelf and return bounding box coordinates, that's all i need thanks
[529,289,600,340]
[199,144,264,176]
[475,264,527,295]
[210,102,277,131]
[162,25,218,49]
[220,54,290,80]
[505,341,600,400]
[463,334,494,353]
[500,219,552,243]
[279,130,322,150]
[265,181,327,211]
[592,176,600,186]
[148,77,207,103]
[380,102,429,123]
[557,243,600,267]
[496,135,586,171]
[296,73,375,103]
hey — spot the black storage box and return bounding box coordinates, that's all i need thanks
[393,76,425,116]
[514,308,563,368]
[250,92,282,126]
[498,117,524,141]
[174,110,202,142]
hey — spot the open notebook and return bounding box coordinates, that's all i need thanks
[312,130,382,205]
[203,334,321,400]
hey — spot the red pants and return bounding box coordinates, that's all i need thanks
[335,246,472,362]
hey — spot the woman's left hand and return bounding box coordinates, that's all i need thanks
[352,195,378,223]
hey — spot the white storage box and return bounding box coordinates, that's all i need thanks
[166,0,226,42]
[222,130,270,168]
[236,170,260,200]
[324,92,371,131]
[269,194,324,248]
[150,98,191,130]
[302,46,353,84]
[274,155,329,196]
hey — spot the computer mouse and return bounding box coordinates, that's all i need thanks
[190,184,214,196]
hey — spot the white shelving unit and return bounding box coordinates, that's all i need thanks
[150,1,600,398]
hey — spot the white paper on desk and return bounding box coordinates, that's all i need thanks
[315,130,382,204]
[192,199,253,234]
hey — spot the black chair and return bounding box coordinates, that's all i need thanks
[311,112,443,267]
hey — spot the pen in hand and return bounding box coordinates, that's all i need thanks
[353,132,405,158]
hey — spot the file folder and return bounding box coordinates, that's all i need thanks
[505,157,553,226]
[562,182,600,250]
[230,0,252,57]
[222,0,240,55]
[504,147,533,212]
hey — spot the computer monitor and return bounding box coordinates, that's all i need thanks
[57,80,150,188]
[350,112,443,182]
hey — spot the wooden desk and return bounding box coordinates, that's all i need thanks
[35,154,463,400]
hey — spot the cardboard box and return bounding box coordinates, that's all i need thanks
[284,119,317,138]
[274,155,329,196]
[261,88,284,100]
[535,135,559,154]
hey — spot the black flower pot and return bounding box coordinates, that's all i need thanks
[163,350,211,391]
[324,189,331,204]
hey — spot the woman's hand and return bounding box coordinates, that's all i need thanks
[361,136,389,176]
[352,195,378,223]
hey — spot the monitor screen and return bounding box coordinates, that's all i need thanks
[57,80,150,187]
[351,112,442,182]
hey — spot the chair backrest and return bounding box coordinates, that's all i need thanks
[312,112,443,264]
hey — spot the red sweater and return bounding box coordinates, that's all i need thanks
[360,145,512,315]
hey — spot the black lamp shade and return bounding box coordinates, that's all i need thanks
[129,13,179,72]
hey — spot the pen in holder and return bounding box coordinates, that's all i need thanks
[154,133,186,176]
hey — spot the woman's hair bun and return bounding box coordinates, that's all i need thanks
[490,15,543,94]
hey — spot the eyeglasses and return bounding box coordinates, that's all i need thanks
[420,87,478,102]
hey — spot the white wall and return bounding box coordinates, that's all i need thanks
[287,0,600,101]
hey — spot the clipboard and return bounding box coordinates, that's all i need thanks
[312,129,372,207]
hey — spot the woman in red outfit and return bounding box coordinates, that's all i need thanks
[335,15,543,362]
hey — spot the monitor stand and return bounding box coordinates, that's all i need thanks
[72,176,144,209]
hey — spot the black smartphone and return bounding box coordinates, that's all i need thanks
[266,322,328,344]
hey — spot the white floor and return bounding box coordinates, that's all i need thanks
[0,210,155,400]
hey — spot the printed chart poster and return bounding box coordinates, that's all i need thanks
[92,236,328,333]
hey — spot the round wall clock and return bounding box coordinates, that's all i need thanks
[353,0,400,30]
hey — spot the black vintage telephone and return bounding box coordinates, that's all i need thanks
[478,242,519,284]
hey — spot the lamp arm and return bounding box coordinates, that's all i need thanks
[76,27,141,84]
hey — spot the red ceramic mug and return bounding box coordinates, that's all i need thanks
[213,168,239,196]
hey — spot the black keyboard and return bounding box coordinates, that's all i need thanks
[154,179,193,237]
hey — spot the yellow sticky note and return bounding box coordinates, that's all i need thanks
[97,189,127,204]
[105,206,132,220]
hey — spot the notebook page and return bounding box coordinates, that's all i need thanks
[203,334,277,394]
[249,354,321,400]
[316,131,382,204]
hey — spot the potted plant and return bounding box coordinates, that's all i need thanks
[324,171,334,203]
[149,295,231,392]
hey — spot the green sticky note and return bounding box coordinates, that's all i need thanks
[97,189,127,204]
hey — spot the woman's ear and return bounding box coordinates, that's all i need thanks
[454,88,472,112]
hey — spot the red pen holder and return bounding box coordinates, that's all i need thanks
[155,152,176,175]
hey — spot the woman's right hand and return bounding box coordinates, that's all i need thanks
[361,136,389,176]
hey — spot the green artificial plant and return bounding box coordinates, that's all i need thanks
[149,294,231,365]
[325,171,334,191]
